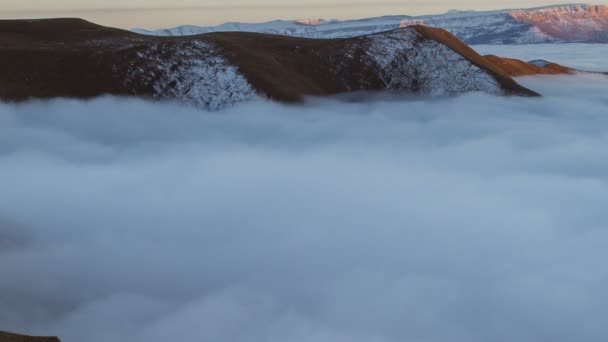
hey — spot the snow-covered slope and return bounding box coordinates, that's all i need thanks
[362,30,501,95]
[133,4,608,44]
[127,40,258,110]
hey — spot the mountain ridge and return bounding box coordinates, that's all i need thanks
[0,331,60,342]
[0,18,549,109]
[133,4,608,44]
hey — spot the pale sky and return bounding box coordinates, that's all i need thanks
[2,1,606,29]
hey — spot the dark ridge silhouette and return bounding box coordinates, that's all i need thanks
[2,18,594,107]
[0,331,60,342]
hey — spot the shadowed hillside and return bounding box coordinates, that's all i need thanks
[0,331,60,342]
[0,18,589,108]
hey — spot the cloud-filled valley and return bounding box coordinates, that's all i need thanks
[1,72,608,342]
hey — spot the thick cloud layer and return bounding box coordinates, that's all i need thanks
[1,73,608,342]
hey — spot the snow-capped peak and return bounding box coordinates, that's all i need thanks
[295,18,326,26]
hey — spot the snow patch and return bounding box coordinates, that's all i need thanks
[295,18,326,26]
[364,29,501,95]
[130,40,257,110]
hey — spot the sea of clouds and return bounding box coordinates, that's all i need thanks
[1,52,608,342]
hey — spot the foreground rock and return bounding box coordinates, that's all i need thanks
[0,19,547,109]
[0,331,60,342]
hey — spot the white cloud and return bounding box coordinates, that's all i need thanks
[1,73,608,342]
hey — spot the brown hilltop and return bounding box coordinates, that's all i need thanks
[0,18,586,107]
[413,25,582,77]
[0,331,60,342]
[483,55,574,76]
[203,30,380,102]
[0,19,144,101]
[0,18,138,43]
[204,26,538,101]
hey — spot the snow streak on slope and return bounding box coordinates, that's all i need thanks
[127,40,257,110]
[364,30,500,95]
[132,4,608,44]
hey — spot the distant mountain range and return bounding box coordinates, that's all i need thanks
[133,4,608,44]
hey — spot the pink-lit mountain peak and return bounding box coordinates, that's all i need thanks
[508,4,608,40]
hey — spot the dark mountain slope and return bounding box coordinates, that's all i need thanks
[0,331,60,342]
[483,55,575,76]
[0,19,554,109]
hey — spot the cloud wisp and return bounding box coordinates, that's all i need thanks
[1,74,608,342]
